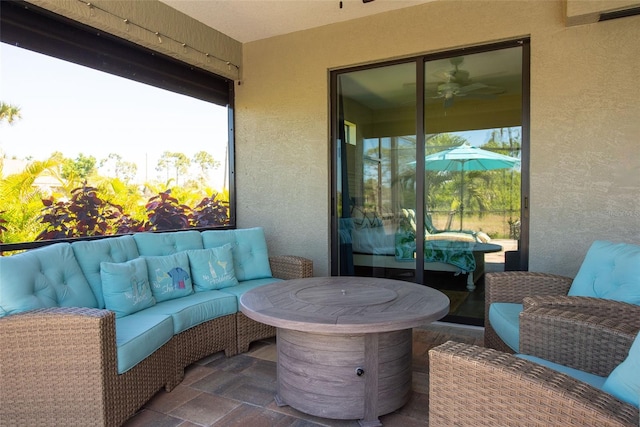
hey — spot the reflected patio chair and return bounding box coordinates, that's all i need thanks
[402,208,491,243]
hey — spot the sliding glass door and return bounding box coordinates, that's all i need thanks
[331,40,529,324]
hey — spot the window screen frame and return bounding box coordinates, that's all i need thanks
[0,1,236,252]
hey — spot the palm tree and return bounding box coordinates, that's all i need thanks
[0,102,22,125]
[0,155,65,243]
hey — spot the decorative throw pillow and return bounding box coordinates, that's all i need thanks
[100,258,155,318]
[144,252,194,302]
[186,244,238,291]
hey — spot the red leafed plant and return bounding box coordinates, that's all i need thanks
[36,183,127,240]
[144,189,191,231]
[191,193,229,227]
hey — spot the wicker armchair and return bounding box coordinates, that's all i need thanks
[485,241,640,353]
[484,271,573,352]
[430,304,640,427]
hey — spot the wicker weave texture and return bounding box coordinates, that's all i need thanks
[236,312,277,354]
[235,255,313,353]
[484,271,573,352]
[270,255,313,280]
[0,307,174,427]
[429,341,639,427]
[520,305,640,376]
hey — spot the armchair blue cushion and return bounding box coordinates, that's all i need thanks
[517,331,640,408]
[489,240,640,352]
[568,241,640,303]
[603,331,640,407]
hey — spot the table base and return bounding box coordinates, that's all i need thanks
[275,328,412,426]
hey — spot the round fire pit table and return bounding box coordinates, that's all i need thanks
[240,276,449,427]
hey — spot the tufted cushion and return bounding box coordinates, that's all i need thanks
[144,253,193,302]
[568,240,640,304]
[101,258,156,318]
[201,227,272,281]
[186,245,238,291]
[133,230,203,256]
[0,243,97,317]
[72,235,140,308]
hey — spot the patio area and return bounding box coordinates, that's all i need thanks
[122,323,483,427]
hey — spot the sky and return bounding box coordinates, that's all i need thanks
[0,42,228,188]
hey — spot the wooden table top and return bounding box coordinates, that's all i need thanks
[240,276,450,334]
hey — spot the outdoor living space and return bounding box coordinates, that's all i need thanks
[1,0,639,426]
[122,323,484,427]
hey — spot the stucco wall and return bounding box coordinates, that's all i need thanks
[238,0,640,277]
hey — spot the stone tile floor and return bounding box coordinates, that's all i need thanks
[123,323,483,427]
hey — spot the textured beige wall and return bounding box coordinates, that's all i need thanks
[238,0,640,277]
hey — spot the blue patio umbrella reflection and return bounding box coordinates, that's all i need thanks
[423,142,520,230]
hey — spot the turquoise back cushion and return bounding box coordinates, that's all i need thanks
[72,235,140,308]
[0,243,97,317]
[201,227,272,282]
[133,230,203,256]
[100,258,156,318]
[186,244,239,291]
[568,241,640,304]
[144,252,194,302]
[603,332,640,408]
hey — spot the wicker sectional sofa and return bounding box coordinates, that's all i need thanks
[0,227,312,426]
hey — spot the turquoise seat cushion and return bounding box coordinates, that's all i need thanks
[100,258,156,318]
[0,243,97,317]
[141,290,237,334]
[186,245,238,291]
[602,332,640,407]
[133,230,203,256]
[568,240,640,304]
[489,303,522,352]
[72,235,140,308]
[516,354,607,390]
[201,227,272,282]
[114,313,173,374]
[219,277,282,299]
[144,252,194,302]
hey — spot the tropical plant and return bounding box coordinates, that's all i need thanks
[0,211,8,243]
[192,151,220,182]
[191,193,229,227]
[61,153,97,181]
[0,102,22,125]
[144,189,191,231]
[36,183,126,240]
[156,152,190,185]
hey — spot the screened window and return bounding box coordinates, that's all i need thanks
[0,2,234,252]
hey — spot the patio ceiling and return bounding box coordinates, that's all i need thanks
[159,0,433,43]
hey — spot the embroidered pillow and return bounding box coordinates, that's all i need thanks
[186,244,238,291]
[144,252,194,302]
[100,258,155,318]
